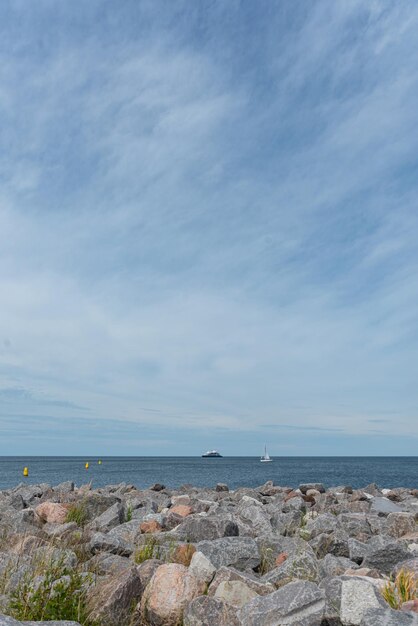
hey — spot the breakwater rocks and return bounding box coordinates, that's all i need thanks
[0,480,417,625]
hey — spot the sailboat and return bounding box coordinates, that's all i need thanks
[260,445,272,462]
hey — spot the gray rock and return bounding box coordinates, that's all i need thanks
[0,617,21,626]
[237,580,325,625]
[84,552,132,576]
[348,537,369,564]
[310,530,350,558]
[81,493,121,520]
[385,512,416,538]
[108,519,141,544]
[136,558,163,589]
[360,607,416,625]
[90,502,125,531]
[271,510,303,536]
[183,595,240,626]
[362,537,411,574]
[216,484,229,492]
[209,566,274,597]
[300,513,338,540]
[189,551,216,584]
[299,483,326,495]
[237,502,272,537]
[319,575,344,624]
[54,480,75,493]
[337,513,372,539]
[340,576,387,625]
[319,553,359,578]
[197,537,260,570]
[214,580,258,608]
[89,531,133,556]
[392,557,418,579]
[175,515,239,542]
[87,566,143,626]
[370,497,402,515]
[263,549,320,585]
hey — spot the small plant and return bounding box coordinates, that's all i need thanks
[382,569,417,609]
[9,557,95,624]
[126,503,133,522]
[134,536,161,564]
[258,545,274,575]
[66,502,89,527]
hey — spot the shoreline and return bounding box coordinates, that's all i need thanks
[0,479,417,625]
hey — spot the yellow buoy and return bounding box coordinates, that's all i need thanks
[98,459,102,465]
[23,467,29,477]
[85,462,89,469]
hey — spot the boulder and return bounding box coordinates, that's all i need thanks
[89,531,133,556]
[197,537,260,570]
[385,512,416,538]
[215,483,229,492]
[136,558,163,589]
[319,553,359,578]
[237,502,272,537]
[90,502,125,531]
[175,515,238,542]
[299,513,337,540]
[360,607,416,625]
[299,483,326,495]
[310,530,350,558]
[362,537,411,574]
[237,580,325,625]
[209,566,274,597]
[214,580,257,608]
[183,595,240,625]
[271,510,303,536]
[35,502,69,524]
[263,549,320,586]
[140,563,205,626]
[87,566,143,626]
[170,504,193,518]
[149,483,166,492]
[189,551,216,584]
[370,497,402,515]
[140,520,162,534]
[340,576,387,625]
[84,552,132,576]
[393,557,418,580]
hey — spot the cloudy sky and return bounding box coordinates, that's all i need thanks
[1,1,418,456]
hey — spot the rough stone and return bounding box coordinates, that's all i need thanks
[237,580,325,626]
[140,563,205,626]
[197,537,260,570]
[183,595,240,626]
[87,566,143,626]
[89,531,133,556]
[188,551,216,584]
[340,577,387,625]
[360,607,416,625]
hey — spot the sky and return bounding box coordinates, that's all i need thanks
[1,1,418,456]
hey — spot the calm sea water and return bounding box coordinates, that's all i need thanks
[0,457,416,491]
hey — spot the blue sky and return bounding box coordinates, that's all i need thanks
[1,1,418,455]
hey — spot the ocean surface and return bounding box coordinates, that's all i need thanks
[0,456,416,491]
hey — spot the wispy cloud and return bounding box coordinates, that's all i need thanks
[0,2,418,454]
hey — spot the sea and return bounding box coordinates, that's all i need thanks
[0,456,416,491]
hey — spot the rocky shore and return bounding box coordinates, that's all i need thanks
[0,480,417,625]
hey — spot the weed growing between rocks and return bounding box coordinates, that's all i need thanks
[134,536,161,564]
[382,568,417,609]
[9,556,95,624]
[66,502,89,527]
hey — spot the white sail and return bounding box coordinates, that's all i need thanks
[260,445,272,462]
